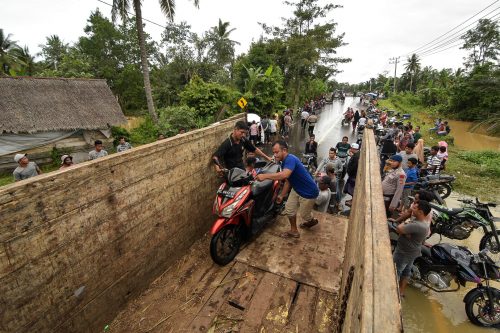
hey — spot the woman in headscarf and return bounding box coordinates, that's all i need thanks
[414,139,425,164]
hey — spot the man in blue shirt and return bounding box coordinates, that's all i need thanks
[256,140,319,238]
[402,157,419,209]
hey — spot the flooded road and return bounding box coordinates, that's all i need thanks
[290,98,500,332]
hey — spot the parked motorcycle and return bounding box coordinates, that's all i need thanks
[210,161,283,265]
[413,174,456,205]
[389,222,500,327]
[411,243,500,327]
[427,200,500,259]
[301,153,317,176]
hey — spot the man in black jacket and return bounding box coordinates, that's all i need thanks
[344,143,360,202]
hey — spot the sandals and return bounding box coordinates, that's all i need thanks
[280,231,300,238]
[299,218,319,229]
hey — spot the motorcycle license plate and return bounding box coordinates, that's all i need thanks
[217,189,235,198]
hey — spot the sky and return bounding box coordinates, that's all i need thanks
[2,0,498,83]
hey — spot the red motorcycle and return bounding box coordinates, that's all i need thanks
[210,161,283,265]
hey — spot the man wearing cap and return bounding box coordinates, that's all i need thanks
[13,154,42,181]
[382,154,407,214]
[315,175,332,213]
[60,155,74,169]
[255,140,319,238]
[213,121,272,174]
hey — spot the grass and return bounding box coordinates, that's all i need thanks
[378,96,500,202]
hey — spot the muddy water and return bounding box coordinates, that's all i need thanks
[297,98,500,333]
[445,120,500,152]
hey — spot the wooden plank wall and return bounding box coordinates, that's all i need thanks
[0,115,242,333]
[336,129,403,332]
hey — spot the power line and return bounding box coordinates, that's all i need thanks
[96,0,168,29]
[402,0,499,57]
[413,9,500,57]
[416,15,500,58]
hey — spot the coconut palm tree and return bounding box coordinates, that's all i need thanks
[111,0,200,124]
[209,19,239,66]
[39,35,68,71]
[0,29,22,75]
[404,53,421,92]
[12,46,36,76]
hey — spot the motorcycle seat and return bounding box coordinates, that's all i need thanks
[251,179,273,196]
[420,245,432,257]
[429,203,464,215]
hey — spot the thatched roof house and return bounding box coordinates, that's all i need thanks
[0,77,126,134]
[0,77,127,171]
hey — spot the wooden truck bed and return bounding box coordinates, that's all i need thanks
[110,212,347,332]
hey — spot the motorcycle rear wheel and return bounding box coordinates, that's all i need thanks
[465,289,500,327]
[210,224,242,266]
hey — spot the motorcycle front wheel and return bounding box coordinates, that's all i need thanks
[480,232,500,262]
[465,289,500,327]
[210,224,242,266]
[435,183,452,200]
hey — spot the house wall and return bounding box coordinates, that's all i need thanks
[0,115,242,332]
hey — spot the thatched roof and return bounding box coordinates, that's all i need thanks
[0,77,127,133]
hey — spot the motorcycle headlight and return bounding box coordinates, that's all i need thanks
[221,189,248,218]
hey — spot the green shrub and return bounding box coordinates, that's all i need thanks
[456,150,500,177]
[111,126,131,146]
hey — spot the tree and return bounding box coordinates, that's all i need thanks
[12,46,36,76]
[39,35,68,70]
[111,0,200,124]
[0,29,23,75]
[404,53,420,92]
[461,19,500,68]
[207,19,239,66]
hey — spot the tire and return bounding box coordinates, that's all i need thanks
[210,224,242,266]
[465,289,500,327]
[480,232,500,262]
[435,183,452,199]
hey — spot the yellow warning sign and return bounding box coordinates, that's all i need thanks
[237,97,248,109]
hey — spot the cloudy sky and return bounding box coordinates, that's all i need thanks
[2,0,498,83]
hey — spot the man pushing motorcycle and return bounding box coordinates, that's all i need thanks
[213,120,272,174]
[255,140,319,238]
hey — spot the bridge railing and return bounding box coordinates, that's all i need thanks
[336,128,403,332]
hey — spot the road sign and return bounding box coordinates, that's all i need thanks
[237,97,248,109]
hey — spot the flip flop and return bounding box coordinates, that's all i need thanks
[299,218,319,229]
[280,231,300,239]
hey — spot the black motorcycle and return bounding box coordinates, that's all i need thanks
[411,243,500,328]
[413,174,456,205]
[301,153,317,176]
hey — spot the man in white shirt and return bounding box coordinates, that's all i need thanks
[301,109,310,129]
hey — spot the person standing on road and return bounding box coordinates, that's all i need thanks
[352,110,360,131]
[301,109,310,129]
[212,121,272,174]
[306,112,318,136]
[397,142,417,170]
[269,116,278,143]
[382,155,407,215]
[261,115,271,144]
[343,143,360,204]
[13,154,42,181]
[393,200,431,297]
[255,140,319,239]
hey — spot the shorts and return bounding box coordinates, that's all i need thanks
[283,188,316,221]
[393,250,416,279]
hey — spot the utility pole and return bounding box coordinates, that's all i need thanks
[389,57,400,93]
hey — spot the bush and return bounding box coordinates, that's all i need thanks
[456,150,500,177]
[111,126,131,146]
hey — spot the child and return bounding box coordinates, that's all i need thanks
[401,157,419,210]
[245,156,257,177]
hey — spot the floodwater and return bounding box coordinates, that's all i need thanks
[445,120,500,152]
[291,97,500,332]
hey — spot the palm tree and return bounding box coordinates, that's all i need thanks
[404,53,421,92]
[12,46,36,76]
[39,35,68,71]
[209,19,239,66]
[0,29,22,75]
[111,0,200,124]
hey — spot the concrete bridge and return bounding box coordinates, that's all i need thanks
[0,114,402,332]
